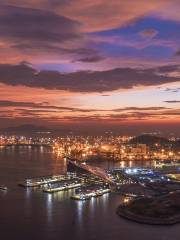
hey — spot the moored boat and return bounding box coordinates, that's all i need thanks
[0,185,8,191]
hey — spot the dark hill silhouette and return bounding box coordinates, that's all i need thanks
[130,134,169,145]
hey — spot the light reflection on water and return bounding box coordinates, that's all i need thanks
[25,188,31,198]
[89,197,96,215]
[47,194,53,223]
[0,146,180,240]
[77,200,86,224]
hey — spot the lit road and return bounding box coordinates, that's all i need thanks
[67,159,114,183]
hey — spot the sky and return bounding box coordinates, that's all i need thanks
[0,0,180,134]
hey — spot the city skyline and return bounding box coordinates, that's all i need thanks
[0,1,179,133]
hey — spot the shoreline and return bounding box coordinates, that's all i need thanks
[116,205,180,225]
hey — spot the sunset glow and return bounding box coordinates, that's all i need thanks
[0,0,179,133]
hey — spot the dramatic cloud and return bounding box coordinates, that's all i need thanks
[157,65,180,73]
[0,3,104,64]
[0,1,179,131]
[0,4,80,42]
[59,0,180,32]
[0,1,179,67]
[2,0,180,32]
[0,63,179,92]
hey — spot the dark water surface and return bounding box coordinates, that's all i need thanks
[0,146,179,240]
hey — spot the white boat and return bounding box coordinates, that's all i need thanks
[0,185,8,191]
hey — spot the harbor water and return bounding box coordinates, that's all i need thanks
[0,146,179,240]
